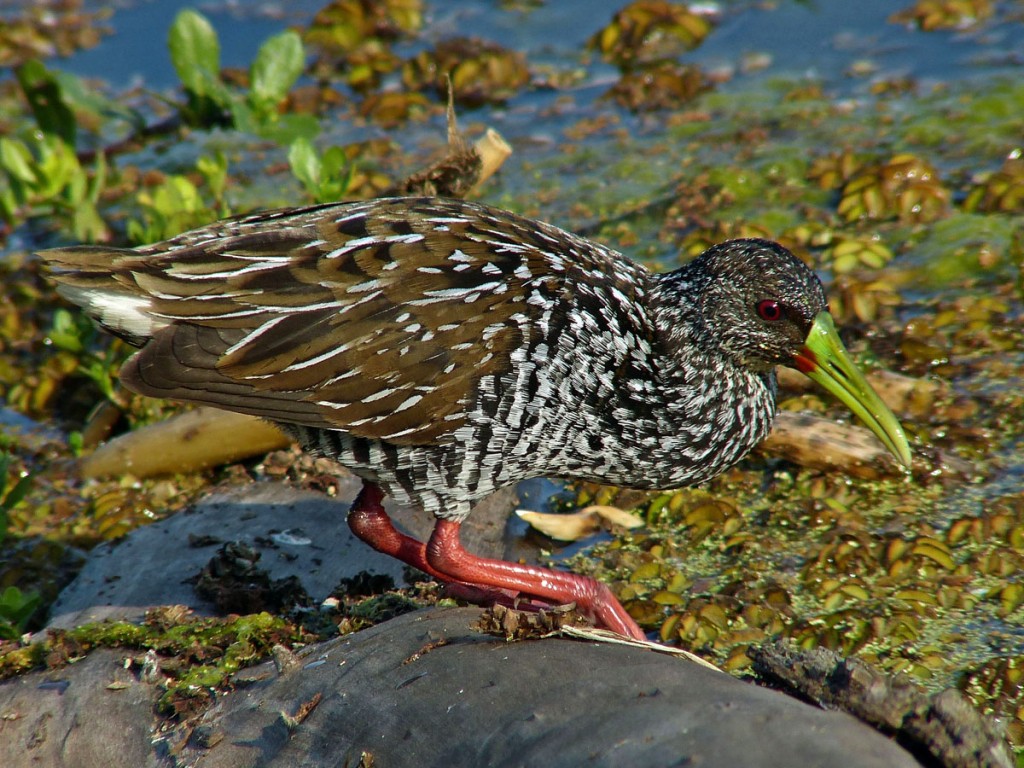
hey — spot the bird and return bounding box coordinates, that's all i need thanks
[41,196,912,640]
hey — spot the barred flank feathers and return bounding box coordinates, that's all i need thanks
[38,196,824,520]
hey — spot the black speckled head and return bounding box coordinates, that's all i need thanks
[665,238,828,373]
[655,237,910,466]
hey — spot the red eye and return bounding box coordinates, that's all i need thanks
[757,300,783,322]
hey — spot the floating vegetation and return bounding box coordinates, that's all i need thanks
[964,154,1024,214]
[607,61,709,112]
[0,0,111,68]
[960,656,1024,744]
[890,0,994,31]
[402,37,530,106]
[305,0,423,91]
[358,90,432,127]
[835,153,950,224]
[824,236,895,275]
[589,1,712,67]
[589,2,714,114]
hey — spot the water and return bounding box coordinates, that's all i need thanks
[55,1,1023,96]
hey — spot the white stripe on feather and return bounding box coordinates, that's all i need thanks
[57,286,165,338]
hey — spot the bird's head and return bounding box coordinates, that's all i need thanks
[662,238,912,468]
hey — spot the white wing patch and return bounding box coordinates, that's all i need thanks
[57,285,166,338]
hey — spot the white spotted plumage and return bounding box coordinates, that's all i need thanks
[42,197,828,523]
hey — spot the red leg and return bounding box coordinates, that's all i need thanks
[347,481,447,580]
[427,519,645,640]
[347,482,520,605]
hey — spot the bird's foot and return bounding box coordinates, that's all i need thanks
[347,485,533,607]
[439,582,562,614]
[347,482,448,580]
[347,482,645,640]
[427,519,645,641]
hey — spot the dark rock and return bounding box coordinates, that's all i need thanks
[0,649,159,767]
[172,608,927,768]
[48,482,518,629]
[0,608,928,768]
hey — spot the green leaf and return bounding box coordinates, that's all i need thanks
[72,202,108,243]
[66,161,86,204]
[1,473,32,514]
[0,586,41,636]
[16,60,77,146]
[47,308,86,353]
[0,451,10,496]
[131,171,215,242]
[87,150,108,206]
[319,146,353,201]
[197,151,229,209]
[149,175,205,221]
[33,135,79,199]
[83,360,117,400]
[288,136,321,195]
[250,30,305,110]
[287,139,353,202]
[321,146,349,177]
[228,99,258,134]
[0,138,37,184]
[54,70,146,132]
[0,451,33,546]
[0,188,17,224]
[169,9,221,98]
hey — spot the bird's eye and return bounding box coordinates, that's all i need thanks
[756,300,784,322]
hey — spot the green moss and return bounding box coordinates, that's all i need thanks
[0,609,310,718]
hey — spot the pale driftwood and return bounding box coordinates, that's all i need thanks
[760,410,906,479]
[777,367,948,418]
[472,127,512,190]
[516,504,643,541]
[77,408,289,479]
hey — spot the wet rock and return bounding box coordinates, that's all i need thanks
[174,609,929,767]
[47,481,518,629]
[0,608,929,768]
[0,648,159,767]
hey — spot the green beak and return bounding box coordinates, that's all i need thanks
[793,312,912,468]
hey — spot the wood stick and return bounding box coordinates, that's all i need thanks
[78,408,289,479]
[760,411,906,479]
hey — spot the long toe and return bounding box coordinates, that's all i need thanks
[427,519,645,640]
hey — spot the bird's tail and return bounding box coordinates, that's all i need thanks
[40,246,165,346]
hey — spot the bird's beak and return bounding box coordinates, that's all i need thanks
[792,311,912,468]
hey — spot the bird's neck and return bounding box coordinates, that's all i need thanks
[650,264,716,360]
[626,269,780,485]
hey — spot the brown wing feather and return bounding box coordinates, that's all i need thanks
[127,199,548,443]
[45,198,645,446]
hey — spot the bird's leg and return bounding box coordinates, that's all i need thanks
[347,481,448,580]
[427,519,646,641]
[346,481,528,606]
